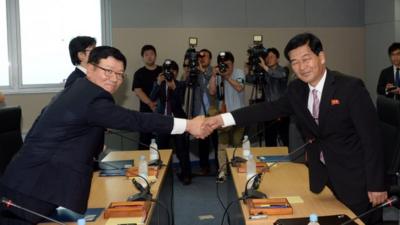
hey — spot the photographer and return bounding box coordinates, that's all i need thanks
[183,49,218,176]
[262,48,290,146]
[150,60,191,184]
[209,51,245,169]
[247,48,289,146]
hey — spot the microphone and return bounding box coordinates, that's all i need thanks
[242,172,267,199]
[127,174,153,201]
[1,197,67,225]
[231,126,271,167]
[106,130,163,168]
[340,196,398,225]
[266,138,315,168]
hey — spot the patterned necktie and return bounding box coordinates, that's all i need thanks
[396,68,400,87]
[312,89,325,164]
[312,89,320,124]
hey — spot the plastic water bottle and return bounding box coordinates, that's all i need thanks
[246,154,256,189]
[242,135,251,160]
[149,138,159,161]
[138,155,148,187]
[308,213,320,225]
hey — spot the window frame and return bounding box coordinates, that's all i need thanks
[2,0,112,94]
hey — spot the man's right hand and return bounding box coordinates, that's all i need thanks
[157,73,165,85]
[148,101,157,111]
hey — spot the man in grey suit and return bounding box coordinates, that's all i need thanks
[205,33,387,225]
[0,46,209,225]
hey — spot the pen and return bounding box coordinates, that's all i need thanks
[257,204,289,208]
[249,214,267,220]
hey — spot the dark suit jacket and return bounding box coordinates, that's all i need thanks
[149,80,187,119]
[232,70,385,206]
[64,67,86,88]
[377,66,396,98]
[1,78,174,213]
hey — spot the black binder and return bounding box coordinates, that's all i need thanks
[273,214,358,225]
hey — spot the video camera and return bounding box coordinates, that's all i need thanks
[247,35,268,77]
[162,59,174,81]
[185,37,201,86]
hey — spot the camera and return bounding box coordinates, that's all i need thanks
[162,59,174,81]
[217,52,228,73]
[184,37,201,86]
[247,35,268,77]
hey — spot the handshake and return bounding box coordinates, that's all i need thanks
[185,115,225,139]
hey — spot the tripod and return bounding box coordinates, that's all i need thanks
[248,72,271,146]
[185,69,220,171]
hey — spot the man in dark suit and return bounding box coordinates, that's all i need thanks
[150,60,192,184]
[0,46,209,225]
[377,42,400,99]
[205,33,387,225]
[64,36,96,88]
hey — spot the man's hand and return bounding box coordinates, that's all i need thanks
[157,73,165,85]
[368,191,388,207]
[166,80,176,90]
[148,101,157,112]
[186,116,212,139]
[203,115,224,130]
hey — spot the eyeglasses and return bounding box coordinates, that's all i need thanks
[183,64,189,68]
[91,63,125,80]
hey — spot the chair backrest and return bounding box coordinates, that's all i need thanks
[0,106,23,175]
[376,96,400,177]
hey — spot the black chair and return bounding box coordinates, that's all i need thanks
[0,106,23,176]
[376,96,400,213]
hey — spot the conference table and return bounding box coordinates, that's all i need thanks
[225,147,363,225]
[41,149,173,225]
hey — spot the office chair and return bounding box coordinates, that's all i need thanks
[0,106,23,176]
[377,96,400,184]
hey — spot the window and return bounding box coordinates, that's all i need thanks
[3,0,110,93]
[0,0,9,86]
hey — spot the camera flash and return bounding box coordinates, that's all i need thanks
[253,35,262,43]
[189,37,198,46]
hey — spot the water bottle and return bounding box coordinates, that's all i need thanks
[242,135,251,160]
[149,138,159,161]
[307,213,320,225]
[138,155,148,187]
[246,154,256,189]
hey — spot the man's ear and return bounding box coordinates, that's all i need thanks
[318,51,326,65]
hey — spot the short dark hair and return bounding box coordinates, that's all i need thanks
[266,47,280,59]
[200,49,212,59]
[217,51,234,64]
[388,42,400,55]
[284,33,323,61]
[69,36,96,65]
[141,44,157,57]
[89,46,127,70]
[169,60,179,73]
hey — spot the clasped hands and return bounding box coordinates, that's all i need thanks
[186,115,225,139]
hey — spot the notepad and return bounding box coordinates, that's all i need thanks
[99,159,134,170]
[50,207,103,222]
[273,214,357,225]
[257,155,290,162]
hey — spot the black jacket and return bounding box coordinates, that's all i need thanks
[1,78,174,213]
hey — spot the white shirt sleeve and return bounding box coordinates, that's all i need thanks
[171,118,187,134]
[221,113,236,128]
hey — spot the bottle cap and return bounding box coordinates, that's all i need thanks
[77,218,86,225]
[309,213,318,222]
